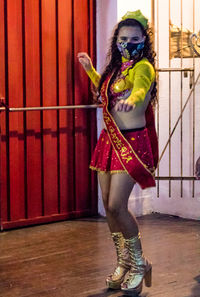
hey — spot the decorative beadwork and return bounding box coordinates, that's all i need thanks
[109,60,135,109]
[121,60,135,72]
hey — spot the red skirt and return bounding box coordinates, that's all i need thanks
[90,128,154,174]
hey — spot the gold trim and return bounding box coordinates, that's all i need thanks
[89,165,126,174]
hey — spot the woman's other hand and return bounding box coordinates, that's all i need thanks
[115,99,136,112]
[77,52,93,72]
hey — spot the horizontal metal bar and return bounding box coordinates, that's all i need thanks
[155,176,198,180]
[0,104,103,112]
[157,68,194,72]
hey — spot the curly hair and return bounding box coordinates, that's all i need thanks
[97,18,157,106]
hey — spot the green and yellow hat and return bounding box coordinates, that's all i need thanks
[121,10,148,29]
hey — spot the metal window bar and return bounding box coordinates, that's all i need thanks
[156,0,160,197]
[157,68,194,72]
[192,0,196,197]
[180,0,183,197]
[168,0,172,197]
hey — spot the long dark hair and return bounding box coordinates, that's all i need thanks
[98,18,157,105]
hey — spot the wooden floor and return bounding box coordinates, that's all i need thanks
[0,213,200,297]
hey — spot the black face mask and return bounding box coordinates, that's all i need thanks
[117,41,145,59]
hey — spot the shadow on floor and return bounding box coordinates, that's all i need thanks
[118,293,149,297]
[189,274,200,297]
[87,288,149,297]
[87,288,120,297]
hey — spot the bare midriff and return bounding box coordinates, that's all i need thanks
[110,89,151,130]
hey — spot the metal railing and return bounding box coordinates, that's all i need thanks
[0,100,102,112]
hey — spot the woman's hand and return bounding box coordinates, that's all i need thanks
[115,99,136,112]
[77,52,93,72]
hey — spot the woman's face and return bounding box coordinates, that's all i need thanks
[117,26,145,44]
[117,26,145,59]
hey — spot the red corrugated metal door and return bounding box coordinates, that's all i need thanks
[0,0,97,230]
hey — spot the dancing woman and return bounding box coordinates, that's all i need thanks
[78,10,158,295]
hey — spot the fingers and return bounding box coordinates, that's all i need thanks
[114,101,122,112]
[115,100,135,112]
[77,55,88,63]
[77,52,91,63]
[115,101,125,112]
[77,52,92,71]
[77,52,88,58]
[78,57,86,65]
[77,53,88,64]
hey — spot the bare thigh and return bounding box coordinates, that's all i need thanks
[98,172,111,209]
[108,173,135,211]
[108,173,138,237]
[98,172,138,236]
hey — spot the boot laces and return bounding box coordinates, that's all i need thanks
[124,251,146,283]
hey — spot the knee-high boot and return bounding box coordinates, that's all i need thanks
[106,232,131,289]
[121,233,152,295]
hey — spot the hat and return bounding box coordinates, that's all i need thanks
[121,10,148,29]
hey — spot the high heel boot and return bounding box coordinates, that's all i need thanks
[121,233,152,295]
[106,232,131,289]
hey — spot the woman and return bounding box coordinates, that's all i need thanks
[78,10,158,295]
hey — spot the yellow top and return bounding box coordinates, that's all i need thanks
[86,57,155,106]
[86,66,101,88]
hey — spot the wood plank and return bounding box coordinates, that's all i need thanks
[0,214,199,297]
[25,0,42,218]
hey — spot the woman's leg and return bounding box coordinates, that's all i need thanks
[108,173,139,238]
[98,172,131,289]
[106,174,151,294]
[98,172,122,232]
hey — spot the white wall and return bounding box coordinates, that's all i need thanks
[117,0,151,21]
[96,0,117,216]
[96,0,200,220]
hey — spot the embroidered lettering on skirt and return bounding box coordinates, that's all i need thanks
[108,125,133,164]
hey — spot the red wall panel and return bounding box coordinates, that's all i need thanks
[0,0,7,224]
[88,0,98,213]
[58,0,74,213]
[7,0,25,221]
[25,0,42,218]
[42,0,58,215]
[0,0,97,230]
[74,0,91,212]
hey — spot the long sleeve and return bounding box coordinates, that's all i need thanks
[86,66,101,88]
[126,60,155,106]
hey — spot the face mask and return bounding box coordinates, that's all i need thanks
[117,41,145,59]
